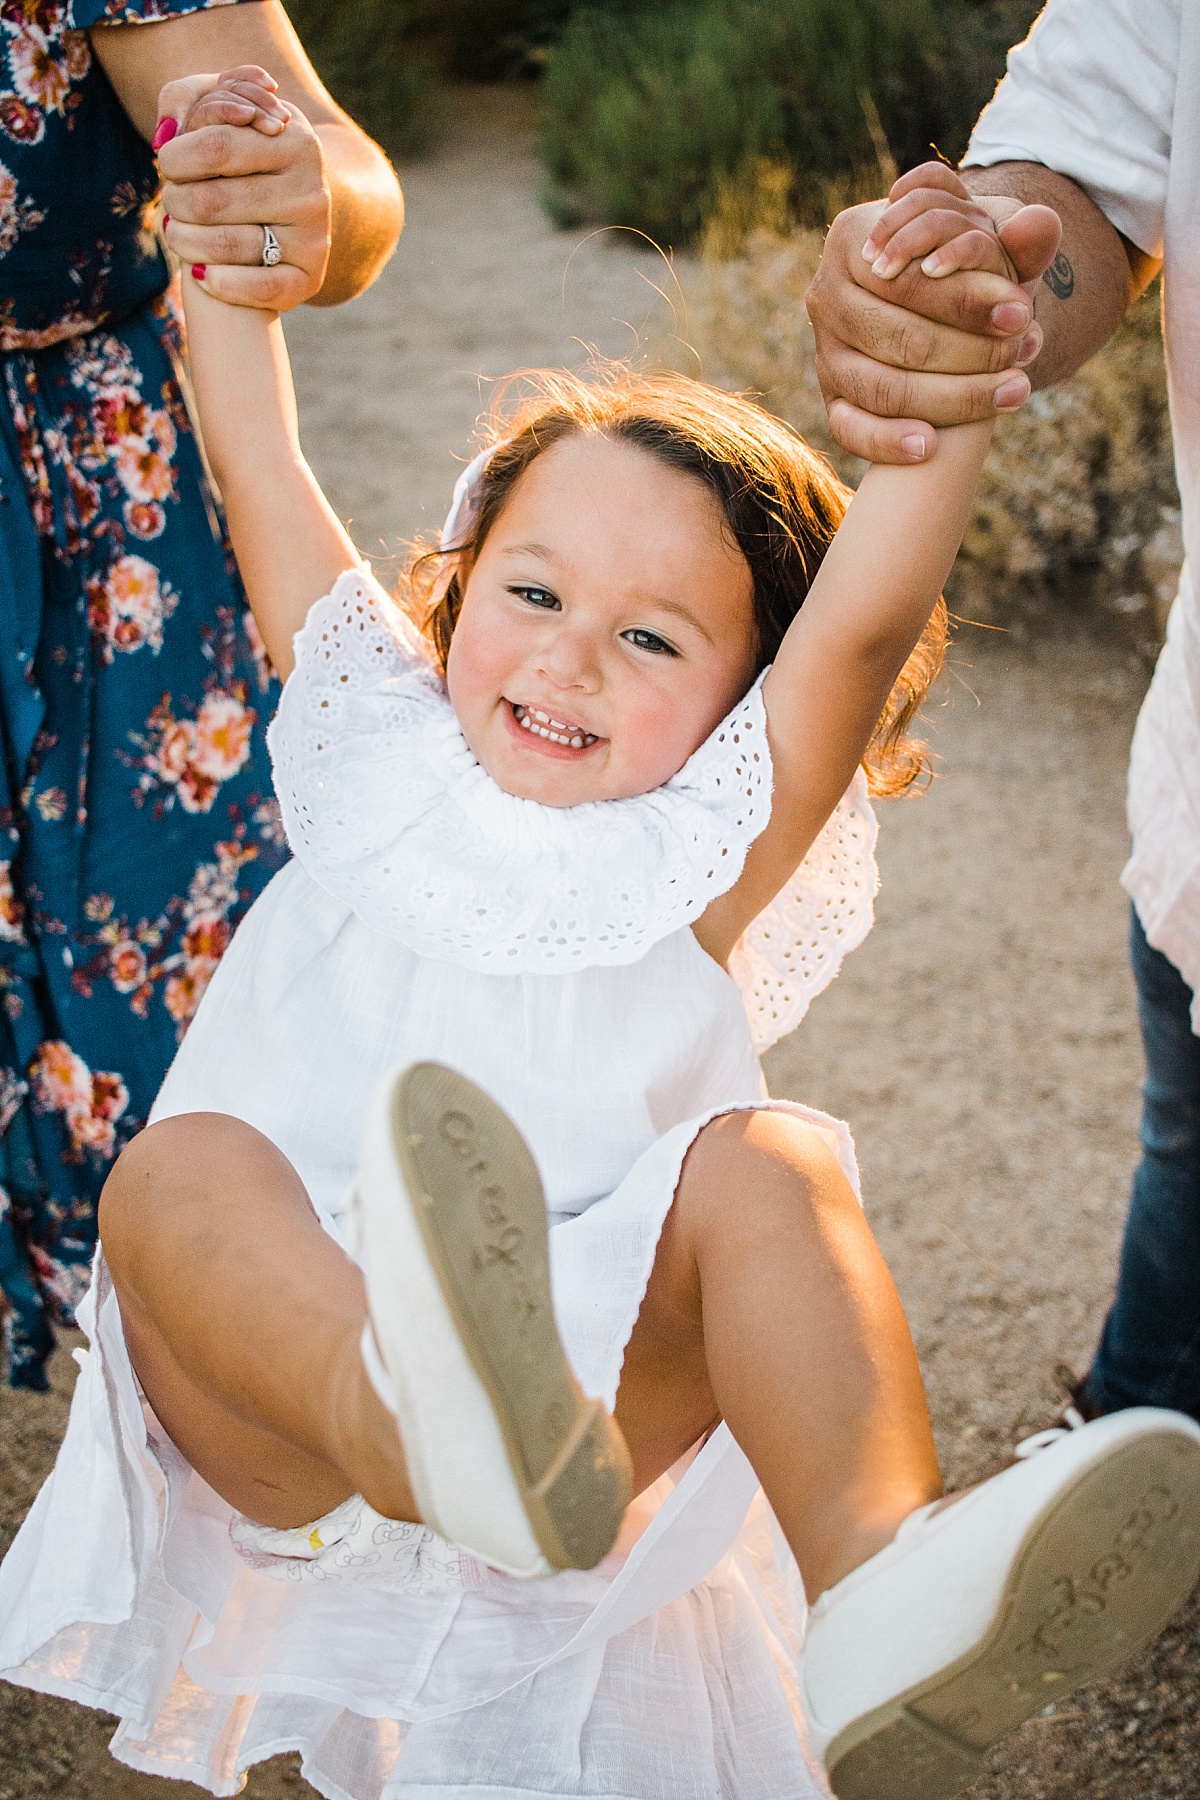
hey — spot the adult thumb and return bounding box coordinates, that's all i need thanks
[998,203,1063,285]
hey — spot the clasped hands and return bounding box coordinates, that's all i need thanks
[806,162,1064,462]
[155,65,331,310]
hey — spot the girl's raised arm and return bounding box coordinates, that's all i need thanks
[696,167,1017,963]
[177,143,361,678]
[695,417,993,963]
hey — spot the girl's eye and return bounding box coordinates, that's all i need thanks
[509,584,560,612]
[621,627,678,657]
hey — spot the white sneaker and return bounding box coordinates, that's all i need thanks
[804,1407,1200,1799]
[350,1061,633,1579]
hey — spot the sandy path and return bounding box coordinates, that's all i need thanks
[3,87,1197,1800]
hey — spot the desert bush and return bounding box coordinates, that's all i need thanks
[540,0,935,241]
[286,0,443,154]
[282,0,661,152]
[676,226,1179,657]
[540,0,1042,243]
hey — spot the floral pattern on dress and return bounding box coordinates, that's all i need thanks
[31,1039,128,1161]
[76,824,258,1031]
[3,7,90,120]
[0,0,280,1389]
[131,684,255,815]
[0,0,173,352]
[0,157,43,249]
[88,553,179,656]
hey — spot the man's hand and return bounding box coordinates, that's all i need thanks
[807,162,1064,463]
[155,66,332,312]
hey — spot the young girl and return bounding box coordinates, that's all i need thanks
[3,80,1199,1800]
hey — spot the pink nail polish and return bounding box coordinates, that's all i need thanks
[151,117,177,152]
[191,263,206,282]
[161,213,170,229]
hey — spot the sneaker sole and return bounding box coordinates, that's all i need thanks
[391,1062,633,1572]
[825,1426,1200,1799]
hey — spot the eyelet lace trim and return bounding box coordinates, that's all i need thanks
[268,570,773,972]
[729,770,879,1051]
[267,569,878,1025]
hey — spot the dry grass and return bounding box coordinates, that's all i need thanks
[674,222,1179,659]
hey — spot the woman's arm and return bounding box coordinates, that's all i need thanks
[91,1,403,307]
[181,268,358,678]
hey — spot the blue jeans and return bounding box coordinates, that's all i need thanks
[1087,906,1200,1420]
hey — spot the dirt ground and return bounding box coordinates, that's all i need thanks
[3,87,1199,1800]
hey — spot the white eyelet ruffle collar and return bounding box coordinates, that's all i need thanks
[268,569,773,974]
[267,569,880,1046]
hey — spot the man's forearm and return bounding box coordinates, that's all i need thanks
[312,122,404,308]
[961,162,1158,388]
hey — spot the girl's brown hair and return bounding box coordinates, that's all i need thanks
[404,365,944,797]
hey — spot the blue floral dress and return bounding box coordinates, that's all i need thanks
[0,0,286,1387]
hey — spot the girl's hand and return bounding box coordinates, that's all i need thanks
[155,65,332,311]
[860,162,1023,283]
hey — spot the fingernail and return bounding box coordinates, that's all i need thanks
[1015,327,1043,364]
[990,300,1031,333]
[161,213,170,229]
[901,434,928,461]
[920,254,945,277]
[994,373,1031,411]
[191,263,206,282]
[151,117,177,152]
[861,238,878,262]
[871,253,897,278]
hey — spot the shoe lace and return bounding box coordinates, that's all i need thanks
[1013,1403,1088,1460]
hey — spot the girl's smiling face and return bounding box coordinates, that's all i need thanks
[445,434,758,806]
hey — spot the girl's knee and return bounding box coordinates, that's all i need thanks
[689,1106,847,1183]
[678,1108,854,1241]
[98,1113,280,1263]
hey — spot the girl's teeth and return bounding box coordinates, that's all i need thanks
[514,704,596,748]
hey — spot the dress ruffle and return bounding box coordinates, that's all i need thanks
[729,769,878,1052]
[267,570,773,974]
[268,569,877,1043]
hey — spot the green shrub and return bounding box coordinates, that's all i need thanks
[540,3,784,239]
[285,0,443,155]
[540,0,1043,243]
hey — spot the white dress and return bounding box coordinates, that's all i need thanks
[0,570,880,1800]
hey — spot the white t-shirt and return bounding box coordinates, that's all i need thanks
[964,0,1200,1022]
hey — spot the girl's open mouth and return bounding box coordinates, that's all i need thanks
[509,702,600,753]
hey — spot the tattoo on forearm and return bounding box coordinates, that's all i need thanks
[1043,252,1075,300]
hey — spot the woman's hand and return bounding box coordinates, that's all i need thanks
[155,66,332,311]
[91,2,402,306]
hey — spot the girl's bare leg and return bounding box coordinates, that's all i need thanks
[99,1113,418,1529]
[102,1103,936,1590]
[614,1109,941,1601]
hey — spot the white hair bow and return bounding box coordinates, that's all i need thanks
[439,447,495,552]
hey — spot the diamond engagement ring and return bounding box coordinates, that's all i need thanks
[261,225,283,267]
